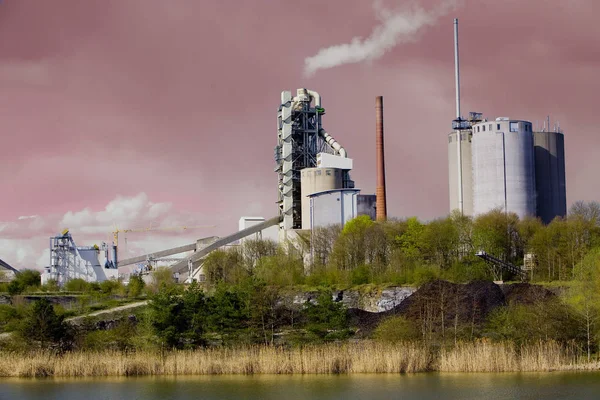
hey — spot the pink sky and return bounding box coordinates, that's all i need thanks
[0,0,598,269]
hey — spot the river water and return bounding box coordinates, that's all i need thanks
[1,372,600,400]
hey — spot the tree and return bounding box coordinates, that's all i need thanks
[206,284,250,340]
[127,274,145,298]
[566,248,600,362]
[148,283,207,349]
[203,249,247,285]
[311,225,342,267]
[303,290,350,340]
[7,269,41,295]
[422,217,459,269]
[472,209,521,280]
[330,215,376,270]
[18,298,73,351]
[248,281,281,345]
[242,239,278,271]
[254,251,304,286]
[397,217,425,264]
[148,266,178,293]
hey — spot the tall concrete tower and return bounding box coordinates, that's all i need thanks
[534,126,567,223]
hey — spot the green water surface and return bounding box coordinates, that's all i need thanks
[1,372,600,400]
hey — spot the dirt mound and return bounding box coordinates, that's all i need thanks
[501,283,555,306]
[388,280,505,326]
[346,308,383,337]
[347,280,558,337]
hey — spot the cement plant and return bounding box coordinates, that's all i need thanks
[0,19,569,288]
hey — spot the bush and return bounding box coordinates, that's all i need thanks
[0,304,19,332]
[7,269,41,295]
[254,253,305,286]
[40,279,60,293]
[65,278,91,292]
[373,316,419,342]
[350,265,371,285]
[127,274,145,298]
[100,279,122,296]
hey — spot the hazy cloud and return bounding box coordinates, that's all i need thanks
[0,193,217,270]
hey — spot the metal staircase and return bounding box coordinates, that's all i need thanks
[475,250,528,281]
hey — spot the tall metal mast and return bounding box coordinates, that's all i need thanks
[454,18,463,214]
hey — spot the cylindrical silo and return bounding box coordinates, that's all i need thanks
[301,167,344,229]
[448,130,473,216]
[534,130,566,224]
[472,119,536,219]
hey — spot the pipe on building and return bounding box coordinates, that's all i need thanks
[376,96,387,221]
[318,129,347,158]
[306,89,321,107]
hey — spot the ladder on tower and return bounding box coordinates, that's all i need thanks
[475,250,528,281]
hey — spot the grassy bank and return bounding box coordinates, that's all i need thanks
[1,341,598,378]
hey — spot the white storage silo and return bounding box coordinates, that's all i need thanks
[472,119,536,218]
[301,167,344,230]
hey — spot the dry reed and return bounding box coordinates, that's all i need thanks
[438,340,590,372]
[0,341,597,378]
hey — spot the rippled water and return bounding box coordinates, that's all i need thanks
[2,372,600,400]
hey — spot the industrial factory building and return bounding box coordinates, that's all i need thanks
[447,19,566,223]
[41,229,119,286]
[275,88,378,234]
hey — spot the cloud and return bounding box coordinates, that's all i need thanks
[303,0,460,77]
[0,193,217,271]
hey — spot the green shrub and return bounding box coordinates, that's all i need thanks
[100,279,122,295]
[350,265,371,285]
[373,316,419,342]
[7,270,41,295]
[127,274,145,298]
[65,278,90,292]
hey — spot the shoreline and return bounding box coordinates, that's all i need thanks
[1,341,599,378]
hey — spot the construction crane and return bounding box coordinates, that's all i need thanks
[112,224,215,259]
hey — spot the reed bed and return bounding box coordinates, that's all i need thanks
[438,340,588,372]
[0,341,597,378]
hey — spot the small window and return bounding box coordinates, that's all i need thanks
[482,125,486,132]
[477,126,480,132]
[489,124,492,131]
[497,124,500,130]
[449,136,453,143]
[510,122,519,132]
[326,170,332,176]
[316,170,322,176]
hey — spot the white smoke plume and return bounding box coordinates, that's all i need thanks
[303,0,460,77]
